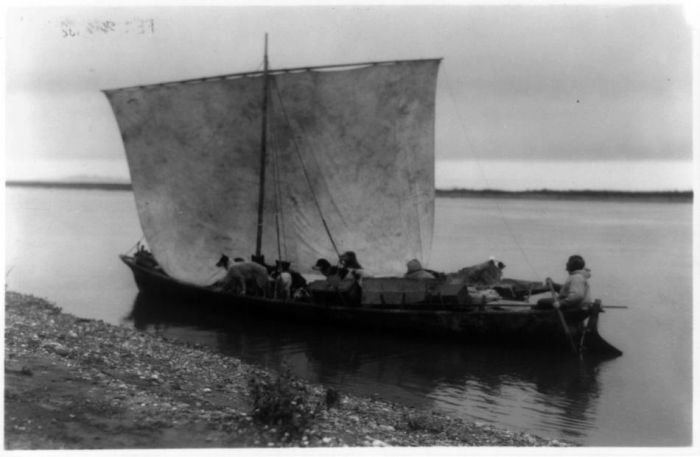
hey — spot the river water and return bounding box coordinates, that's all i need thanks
[5,187,693,446]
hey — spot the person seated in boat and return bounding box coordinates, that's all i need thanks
[339,251,364,286]
[133,242,160,269]
[535,254,592,310]
[404,258,438,280]
[214,254,271,296]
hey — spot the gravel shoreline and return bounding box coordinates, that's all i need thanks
[4,290,572,449]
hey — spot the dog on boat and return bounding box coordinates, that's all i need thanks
[215,255,271,296]
[447,257,506,286]
[274,260,293,299]
[312,258,347,281]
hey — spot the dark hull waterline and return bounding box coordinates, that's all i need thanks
[120,255,622,357]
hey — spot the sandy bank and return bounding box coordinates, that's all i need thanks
[4,291,571,449]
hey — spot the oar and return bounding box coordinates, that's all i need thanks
[547,278,578,354]
[482,301,627,309]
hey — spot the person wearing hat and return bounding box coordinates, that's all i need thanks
[404,258,437,280]
[339,251,364,286]
[536,254,592,309]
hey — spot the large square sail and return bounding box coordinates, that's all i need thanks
[105,59,440,284]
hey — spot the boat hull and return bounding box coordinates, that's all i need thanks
[120,255,622,357]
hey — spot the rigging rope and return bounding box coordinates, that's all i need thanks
[443,63,540,279]
[270,81,341,258]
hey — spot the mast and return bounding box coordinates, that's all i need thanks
[255,33,269,258]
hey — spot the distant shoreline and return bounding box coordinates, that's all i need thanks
[5,180,693,202]
[6,181,133,191]
[436,188,693,203]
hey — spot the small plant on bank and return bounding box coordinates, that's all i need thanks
[248,368,322,440]
[402,411,446,433]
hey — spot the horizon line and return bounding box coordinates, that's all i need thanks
[5,180,693,196]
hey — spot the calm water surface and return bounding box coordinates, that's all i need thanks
[5,187,693,446]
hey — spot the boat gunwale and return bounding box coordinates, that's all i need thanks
[119,254,587,318]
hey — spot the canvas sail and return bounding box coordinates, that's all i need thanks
[106,59,439,285]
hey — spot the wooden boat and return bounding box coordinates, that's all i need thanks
[120,252,621,357]
[108,36,622,357]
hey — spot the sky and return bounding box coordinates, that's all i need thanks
[3,1,696,190]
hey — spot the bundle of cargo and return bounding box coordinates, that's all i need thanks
[361,278,472,309]
[307,278,362,306]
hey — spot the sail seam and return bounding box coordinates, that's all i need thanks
[103,58,442,93]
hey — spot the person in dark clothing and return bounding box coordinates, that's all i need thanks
[339,251,364,286]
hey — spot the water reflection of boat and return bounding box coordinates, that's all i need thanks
[127,291,606,440]
[109,38,620,356]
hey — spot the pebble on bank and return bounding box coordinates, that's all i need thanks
[4,291,571,449]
